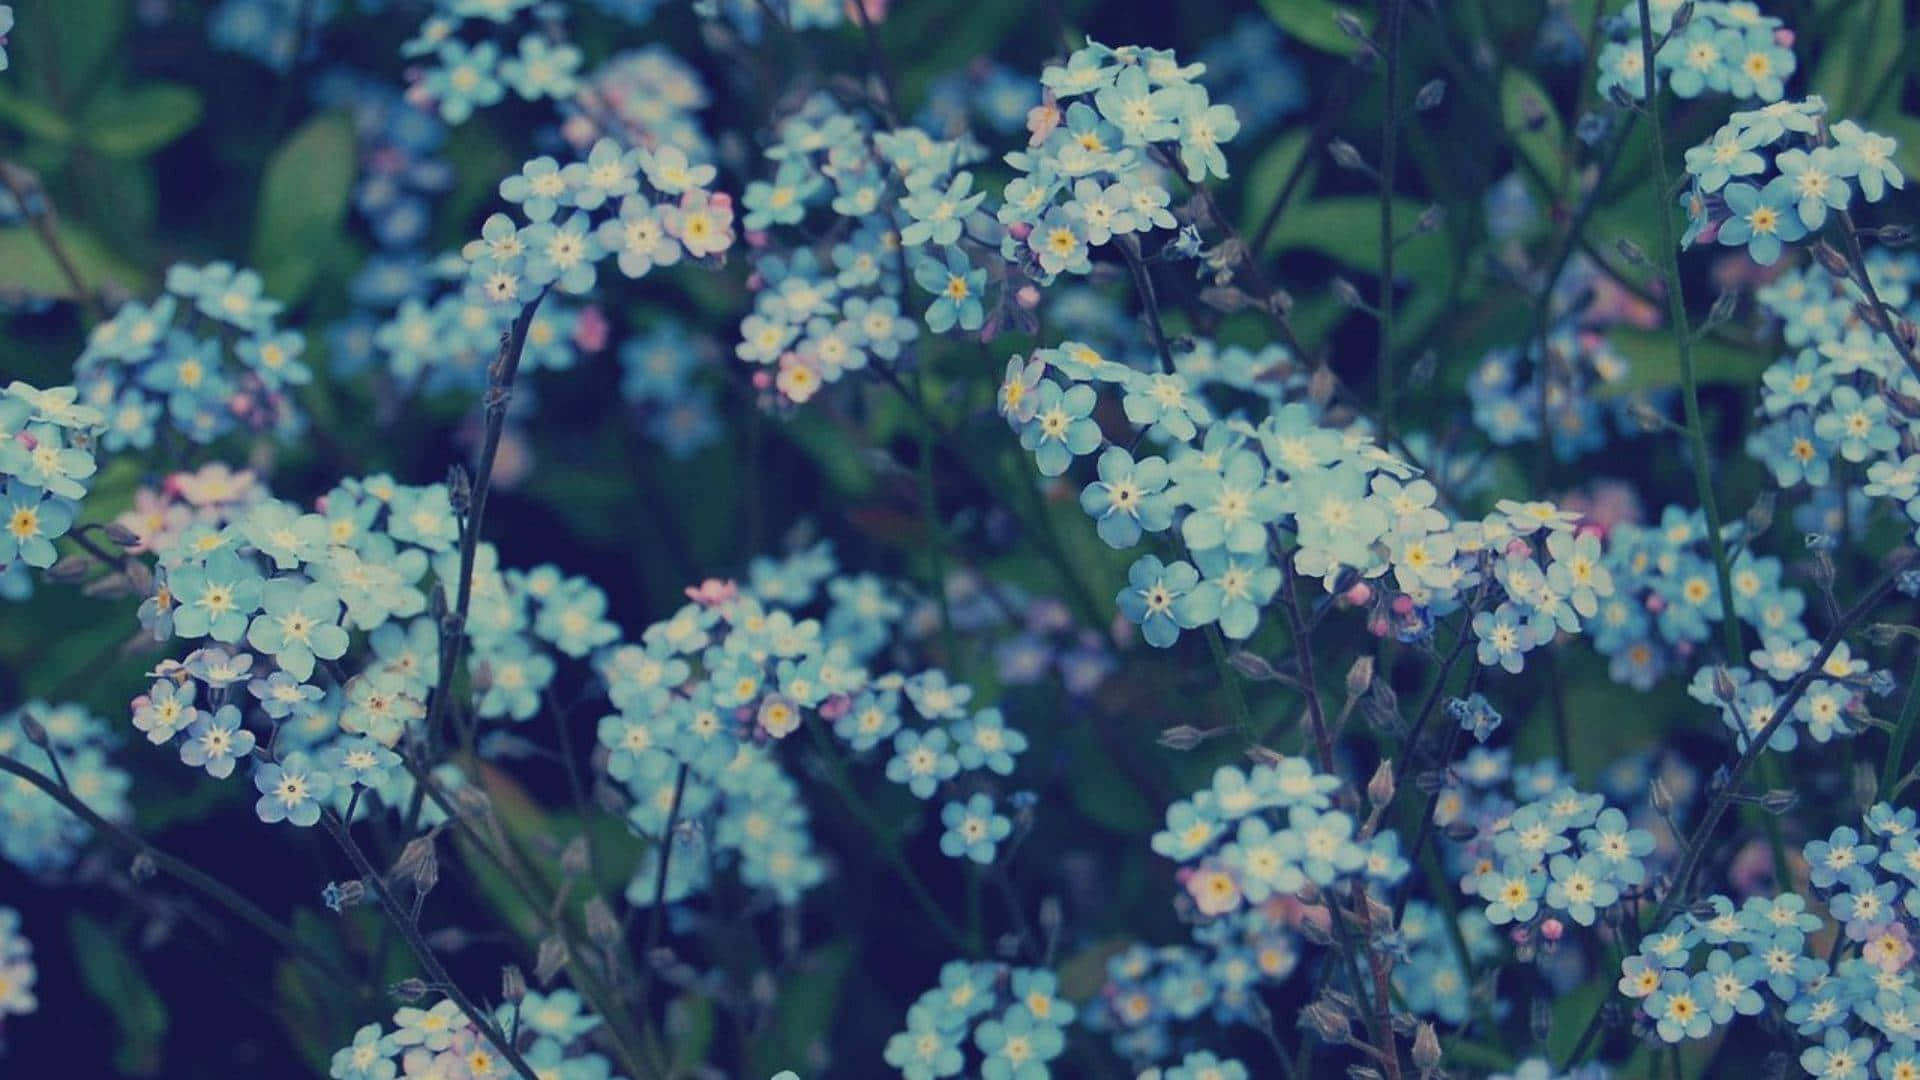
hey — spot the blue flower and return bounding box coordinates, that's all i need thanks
[179,705,256,779]
[1717,177,1807,266]
[939,794,1012,864]
[1078,447,1172,548]
[1017,380,1101,477]
[912,245,985,333]
[1115,554,1204,648]
[253,751,335,827]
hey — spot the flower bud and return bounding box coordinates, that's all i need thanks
[1411,1022,1442,1070]
[585,896,622,951]
[535,936,568,984]
[1304,1000,1352,1044]
[1346,656,1376,699]
[390,978,430,1003]
[502,965,527,1004]
[1367,759,1396,808]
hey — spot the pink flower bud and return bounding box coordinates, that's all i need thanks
[1007,221,1033,242]
[1541,918,1565,941]
[572,305,610,352]
[1015,284,1041,310]
[1389,593,1413,615]
[1344,582,1373,606]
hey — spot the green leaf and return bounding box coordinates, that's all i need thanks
[69,912,170,1076]
[83,84,203,157]
[1065,725,1156,833]
[252,112,358,303]
[1500,69,1569,195]
[1259,0,1372,56]
[1597,328,1763,397]
[1810,0,1905,116]
[1239,128,1315,233]
[16,0,127,94]
[748,943,852,1074]
[0,222,147,298]
[0,86,76,144]
[1259,195,1442,274]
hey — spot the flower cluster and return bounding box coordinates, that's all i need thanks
[400,0,583,125]
[1595,0,1795,104]
[882,961,1075,1080]
[1746,253,1920,509]
[74,262,307,450]
[1149,758,1392,917]
[997,41,1232,288]
[726,92,940,403]
[1617,802,1920,1073]
[326,990,617,1080]
[617,320,725,459]
[463,136,734,309]
[1680,97,1905,265]
[1007,334,1623,657]
[0,381,101,597]
[0,908,35,1027]
[0,702,132,873]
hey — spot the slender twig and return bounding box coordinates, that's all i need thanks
[323,814,542,1080]
[0,750,358,992]
[426,290,548,758]
[636,762,690,1008]
[1881,652,1920,796]
[1377,0,1406,439]
[1633,0,1742,668]
[1562,552,1916,1070]
[0,162,102,324]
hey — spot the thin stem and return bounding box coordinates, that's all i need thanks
[323,814,541,1080]
[1562,553,1915,1070]
[0,162,102,324]
[1832,207,1920,385]
[427,290,548,757]
[1634,0,1742,667]
[637,762,690,1008]
[1376,0,1406,438]
[1119,235,1176,374]
[1881,652,1920,796]
[0,750,358,993]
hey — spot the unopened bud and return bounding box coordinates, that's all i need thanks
[18,713,48,746]
[585,896,622,950]
[130,852,158,882]
[390,978,431,1003]
[47,556,91,582]
[1759,789,1799,814]
[1711,666,1737,703]
[1812,241,1850,278]
[1616,238,1647,266]
[1651,777,1674,815]
[502,965,527,1004]
[1874,224,1915,248]
[535,936,568,984]
[1368,760,1396,808]
[1413,79,1446,111]
[1346,656,1376,698]
[1705,289,1738,327]
[559,835,590,878]
[1331,277,1366,309]
[1038,896,1062,935]
[1414,204,1443,235]
[102,523,141,547]
[1746,492,1775,536]
[1308,365,1337,405]
[1328,139,1368,171]
[1334,10,1375,49]
[1304,1000,1352,1044]
[1158,724,1217,751]
[390,833,440,895]
[447,464,474,516]
[1229,651,1280,680]
[1443,821,1478,843]
[1411,1022,1442,1070]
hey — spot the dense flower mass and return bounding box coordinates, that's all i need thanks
[2,0,1919,1076]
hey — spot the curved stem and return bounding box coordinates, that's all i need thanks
[0,750,357,993]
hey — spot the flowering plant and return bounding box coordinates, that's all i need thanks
[0,1,1918,1078]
